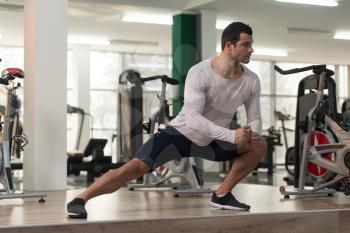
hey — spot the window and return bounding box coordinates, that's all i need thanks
[244,60,273,129]
[123,53,173,127]
[337,65,348,110]
[89,52,123,155]
[3,44,347,172]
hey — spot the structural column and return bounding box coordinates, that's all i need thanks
[172,13,199,115]
[172,11,217,114]
[196,10,217,60]
[23,0,68,190]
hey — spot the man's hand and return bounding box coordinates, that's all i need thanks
[250,131,261,148]
[234,125,252,147]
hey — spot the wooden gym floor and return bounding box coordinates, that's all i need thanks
[1,183,350,233]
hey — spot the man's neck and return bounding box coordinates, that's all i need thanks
[212,54,243,80]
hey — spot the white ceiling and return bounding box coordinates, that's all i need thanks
[0,0,350,64]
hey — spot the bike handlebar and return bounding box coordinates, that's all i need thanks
[274,64,334,76]
[123,72,179,86]
[274,65,319,75]
[142,75,179,85]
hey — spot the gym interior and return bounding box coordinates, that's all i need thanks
[1,0,350,232]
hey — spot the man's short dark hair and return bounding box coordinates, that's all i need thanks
[221,22,252,51]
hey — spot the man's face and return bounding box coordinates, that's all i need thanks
[229,33,254,64]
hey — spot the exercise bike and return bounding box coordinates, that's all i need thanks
[0,67,46,202]
[275,64,350,198]
[127,73,212,196]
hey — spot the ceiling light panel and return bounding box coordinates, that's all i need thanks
[122,12,173,25]
[287,28,333,37]
[110,39,158,46]
[276,0,338,7]
[333,31,350,40]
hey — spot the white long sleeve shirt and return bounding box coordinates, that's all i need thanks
[168,58,262,146]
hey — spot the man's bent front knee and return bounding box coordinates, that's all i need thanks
[254,138,267,159]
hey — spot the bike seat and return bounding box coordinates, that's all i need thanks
[125,71,142,84]
[1,68,25,80]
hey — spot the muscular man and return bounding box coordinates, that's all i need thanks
[67,22,267,219]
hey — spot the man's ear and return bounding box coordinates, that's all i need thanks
[224,41,233,50]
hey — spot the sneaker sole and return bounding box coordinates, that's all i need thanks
[208,201,250,211]
[65,211,87,219]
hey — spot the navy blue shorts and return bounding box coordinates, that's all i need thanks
[134,126,239,170]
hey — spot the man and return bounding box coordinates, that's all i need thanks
[67,22,267,219]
